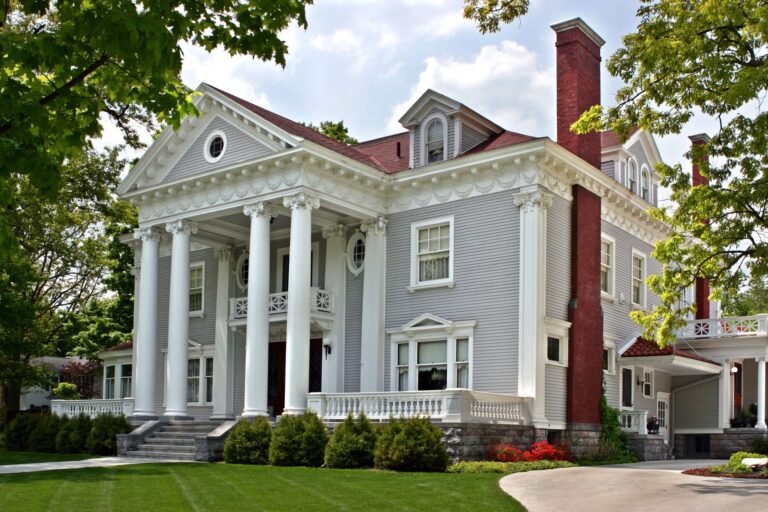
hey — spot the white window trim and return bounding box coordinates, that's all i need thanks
[345,232,366,276]
[104,365,116,400]
[600,233,616,301]
[642,367,654,398]
[189,261,205,318]
[628,158,639,193]
[235,251,249,291]
[119,363,133,399]
[420,113,448,165]
[182,341,215,406]
[276,242,320,291]
[631,249,647,309]
[603,338,617,375]
[409,216,455,292]
[620,366,635,410]
[545,318,570,368]
[640,165,651,201]
[388,315,476,392]
[204,129,227,164]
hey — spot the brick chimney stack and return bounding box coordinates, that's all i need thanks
[689,133,711,319]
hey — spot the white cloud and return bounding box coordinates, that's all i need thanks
[416,10,475,38]
[388,40,555,135]
[311,29,362,53]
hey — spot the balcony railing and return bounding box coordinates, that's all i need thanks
[677,314,768,340]
[307,390,532,425]
[51,398,134,418]
[230,288,333,320]
[619,410,648,435]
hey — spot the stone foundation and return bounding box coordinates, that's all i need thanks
[709,429,768,458]
[625,434,670,461]
[563,426,601,458]
[437,423,536,461]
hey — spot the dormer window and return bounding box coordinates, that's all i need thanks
[628,160,638,193]
[640,166,650,201]
[425,119,445,164]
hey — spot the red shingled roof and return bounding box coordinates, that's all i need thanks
[601,127,640,148]
[464,131,539,155]
[353,132,410,174]
[622,337,720,366]
[106,341,133,352]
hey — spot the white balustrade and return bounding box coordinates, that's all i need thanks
[51,398,134,418]
[230,288,333,320]
[619,410,648,435]
[677,314,768,340]
[307,390,531,424]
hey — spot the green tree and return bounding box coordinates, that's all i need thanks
[304,120,358,144]
[463,0,530,34]
[0,0,311,256]
[722,275,768,317]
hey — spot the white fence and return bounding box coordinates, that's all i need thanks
[230,288,333,320]
[619,410,648,435]
[677,314,768,340]
[51,398,134,418]
[307,390,531,425]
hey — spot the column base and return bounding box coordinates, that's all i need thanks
[756,423,767,430]
[282,407,307,416]
[210,414,236,421]
[163,412,194,421]
[241,410,270,419]
[130,413,158,421]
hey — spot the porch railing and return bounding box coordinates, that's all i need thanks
[51,398,134,418]
[307,390,532,425]
[230,288,333,320]
[619,410,648,435]
[677,314,768,340]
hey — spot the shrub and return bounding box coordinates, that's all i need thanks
[269,412,329,467]
[324,413,378,469]
[486,443,525,462]
[3,414,43,451]
[374,417,448,472]
[56,414,93,454]
[447,460,576,474]
[750,437,768,455]
[487,441,573,463]
[726,451,765,474]
[29,415,67,453]
[86,414,132,455]
[52,382,81,400]
[224,418,273,464]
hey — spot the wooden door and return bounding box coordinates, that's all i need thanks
[268,339,323,416]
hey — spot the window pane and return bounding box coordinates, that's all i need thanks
[622,369,633,407]
[398,369,408,391]
[418,341,447,365]
[456,338,468,362]
[456,364,468,388]
[547,337,560,362]
[121,364,132,377]
[106,366,115,378]
[418,365,447,390]
[188,359,200,377]
[190,291,203,312]
[205,357,214,377]
[397,343,409,365]
[602,349,609,371]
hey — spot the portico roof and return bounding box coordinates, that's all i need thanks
[621,337,722,376]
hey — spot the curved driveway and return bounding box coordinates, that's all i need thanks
[500,460,768,512]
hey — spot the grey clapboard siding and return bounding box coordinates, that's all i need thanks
[461,124,487,153]
[546,195,571,321]
[344,268,363,392]
[545,364,567,423]
[604,368,620,409]
[165,116,274,183]
[385,190,520,394]
[673,377,719,429]
[232,332,245,416]
[413,129,421,168]
[628,367,671,417]
[601,160,616,180]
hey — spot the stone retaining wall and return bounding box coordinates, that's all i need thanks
[625,434,670,461]
[437,423,536,461]
[710,429,768,458]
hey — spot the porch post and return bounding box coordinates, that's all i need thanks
[283,192,319,414]
[211,247,234,420]
[719,358,732,429]
[360,216,387,392]
[321,225,347,393]
[242,202,274,417]
[757,358,766,429]
[132,227,162,419]
[164,219,197,419]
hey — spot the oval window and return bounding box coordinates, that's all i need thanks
[235,252,249,290]
[346,232,366,276]
[204,130,227,163]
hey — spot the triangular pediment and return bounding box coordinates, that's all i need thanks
[401,313,453,332]
[398,90,461,128]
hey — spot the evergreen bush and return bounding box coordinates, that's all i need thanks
[29,414,67,453]
[750,437,768,455]
[324,413,378,469]
[374,417,448,472]
[269,412,329,467]
[223,418,273,464]
[86,414,132,455]
[3,414,42,451]
[52,382,81,400]
[56,414,93,454]
[726,451,765,473]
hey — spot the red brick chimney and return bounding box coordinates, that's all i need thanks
[690,133,711,319]
[552,18,605,429]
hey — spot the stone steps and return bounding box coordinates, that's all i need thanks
[124,420,222,461]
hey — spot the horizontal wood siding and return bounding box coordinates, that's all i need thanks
[232,332,245,416]
[545,364,567,423]
[673,378,719,430]
[344,269,363,392]
[385,190,520,394]
[601,160,616,180]
[546,194,571,321]
[604,369,620,409]
[461,124,487,153]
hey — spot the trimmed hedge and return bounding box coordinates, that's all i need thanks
[374,417,448,472]
[324,413,378,469]
[447,460,576,474]
[56,414,93,454]
[86,414,132,455]
[3,414,42,451]
[29,415,68,453]
[751,437,768,455]
[269,412,329,467]
[224,418,273,464]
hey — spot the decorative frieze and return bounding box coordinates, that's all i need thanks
[283,191,320,211]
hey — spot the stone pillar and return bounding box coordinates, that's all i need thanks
[283,192,319,414]
[360,216,387,392]
[757,358,766,429]
[132,227,162,419]
[321,225,347,393]
[514,188,551,425]
[719,359,732,429]
[211,247,234,420]
[164,219,197,419]
[242,202,274,417]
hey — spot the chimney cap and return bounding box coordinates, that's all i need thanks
[551,18,605,47]
[689,133,711,144]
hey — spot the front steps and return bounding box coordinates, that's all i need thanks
[124,421,222,461]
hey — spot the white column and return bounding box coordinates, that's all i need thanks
[211,247,234,420]
[164,219,197,419]
[242,202,274,417]
[321,225,347,393]
[360,216,387,392]
[757,358,766,429]
[131,227,162,419]
[283,192,319,414]
[514,187,551,425]
[719,359,732,429]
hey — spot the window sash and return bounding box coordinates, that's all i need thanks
[632,255,645,305]
[187,359,200,403]
[621,368,633,407]
[547,337,561,362]
[600,240,613,293]
[190,265,204,313]
[205,357,214,403]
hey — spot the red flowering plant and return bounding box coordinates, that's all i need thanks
[487,441,574,463]
[486,443,526,462]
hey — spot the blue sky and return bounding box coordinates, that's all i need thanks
[107,0,722,196]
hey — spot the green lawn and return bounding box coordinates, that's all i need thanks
[0,463,525,511]
[0,450,95,466]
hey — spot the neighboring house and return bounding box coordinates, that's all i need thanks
[57,18,767,460]
[20,356,100,411]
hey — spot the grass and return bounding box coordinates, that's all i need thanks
[0,463,525,511]
[0,450,95,466]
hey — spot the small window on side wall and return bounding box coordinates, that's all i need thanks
[189,262,204,316]
[547,337,561,363]
[425,118,445,164]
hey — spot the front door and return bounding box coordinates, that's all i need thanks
[657,392,670,444]
[267,339,323,416]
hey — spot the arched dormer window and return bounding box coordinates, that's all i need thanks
[628,160,638,193]
[640,166,650,201]
[425,118,445,164]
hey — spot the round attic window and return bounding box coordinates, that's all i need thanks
[346,232,366,276]
[204,130,227,163]
[235,252,249,291]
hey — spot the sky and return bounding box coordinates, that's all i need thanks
[104,0,724,200]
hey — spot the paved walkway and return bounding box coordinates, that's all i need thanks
[0,456,190,475]
[500,459,768,512]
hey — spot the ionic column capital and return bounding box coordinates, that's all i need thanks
[216,246,233,263]
[165,219,198,236]
[757,357,766,364]
[134,226,163,243]
[243,202,276,219]
[322,224,347,240]
[360,216,387,237]
[514,189,553,212]
[283,192,320,211]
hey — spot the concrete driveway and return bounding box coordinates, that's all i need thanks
[499,460,768,512]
